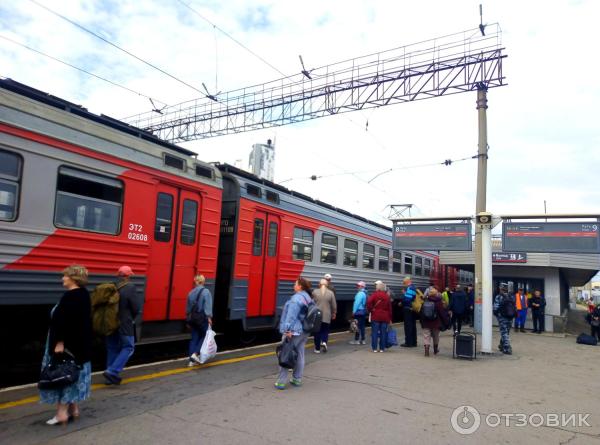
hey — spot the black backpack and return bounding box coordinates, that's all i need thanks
[420,300,438,321]
[499,296,516,319]
[301,295,323,333]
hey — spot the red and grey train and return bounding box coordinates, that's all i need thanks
[0,79,471,346]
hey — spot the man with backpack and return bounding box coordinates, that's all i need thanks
[102,266,143,384]
[400,276,418,347]
[493,283,516,355]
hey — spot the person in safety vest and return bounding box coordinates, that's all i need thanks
[514,287,528,333]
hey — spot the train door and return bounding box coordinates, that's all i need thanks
[247,211,280,317]
[168,190,201,319]
[145,185,201,320]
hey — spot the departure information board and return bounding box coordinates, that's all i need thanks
[392,223,472,251]
[502,222,600,253]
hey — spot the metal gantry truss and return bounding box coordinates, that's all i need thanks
[125,25,506,142]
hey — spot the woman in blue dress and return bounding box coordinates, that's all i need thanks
[40,265,93,425]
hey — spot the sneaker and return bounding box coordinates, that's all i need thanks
[349,340,360,345]
[314,349,321,354]
[372,350,378,353]
[274,382,286,390]
[360,340,366,345]
[187,361,196,367]
[103,371,121,385]
[379,349,385,353]
[321,342,328,353]
[289,378,302,387]
[190,352,202,364]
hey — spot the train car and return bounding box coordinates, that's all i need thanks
[0,79,473,355]
[0,79,223,345]
[213,164,464,331]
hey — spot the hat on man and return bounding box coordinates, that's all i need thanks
[118,265,134,277]
[500,282,508,290]
[357,281,366,288]
[324,273,332,280]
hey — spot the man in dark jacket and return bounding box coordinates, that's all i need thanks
[529,290,546,333]
[449,285,468,334]
[103,266,143,385]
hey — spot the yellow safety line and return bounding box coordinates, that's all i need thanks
[0,338,338,411]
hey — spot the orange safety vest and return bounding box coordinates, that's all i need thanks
[515,292,527,310]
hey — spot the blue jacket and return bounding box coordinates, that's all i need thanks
[353,289,367,314]
[186,285,213,318]
[403,284,417,306]
[279,290,310,335]
[449,290,468,314]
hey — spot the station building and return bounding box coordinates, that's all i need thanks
[440,240,600,332]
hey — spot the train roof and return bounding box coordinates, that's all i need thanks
[0,78,196,158]
[216,163,394,233]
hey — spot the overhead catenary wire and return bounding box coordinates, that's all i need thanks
[0,34,168,105]
[27,0,207,97]
[176,0,287,78]
[277,153,478,185]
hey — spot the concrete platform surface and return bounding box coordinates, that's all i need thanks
[1,327,600,445]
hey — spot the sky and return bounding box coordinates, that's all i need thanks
[1,0,599,228]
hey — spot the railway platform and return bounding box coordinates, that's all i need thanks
[1,327,599,445]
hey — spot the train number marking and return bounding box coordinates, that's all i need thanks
[127,223,148,241]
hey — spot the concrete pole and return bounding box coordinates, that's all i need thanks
[474,83,488,335]
[481,223,493,353]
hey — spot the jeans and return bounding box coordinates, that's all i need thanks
[403,307,417,346]
[189,321,209,357]
[314,322,330,351]
[532,310,545,332]
[452,312,464,333]
[106,333,135,377]
[371,321,388,351]
[354,315,366,341]
[277,333,308,383]
[515,309,527,329]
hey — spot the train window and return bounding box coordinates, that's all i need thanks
[253,219,264,256]
[424,258,432,277]
[320,233,338,264]
[180,199,198,245]
[392,251,402,273]
[55,167,123,235]
[195,164,213,179]
[404,254,413,275]
[154,192,174,242]
[0,150,21,221]
[164,154,185,170]
[379,248,390,271]
[267,221,278,256]
[266,190,279,204]
[247,184,262,198]
[363,244,375,269]
[292,227,313,261]
[415,257,423,275]
[343,239,358,267]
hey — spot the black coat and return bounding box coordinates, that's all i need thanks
[449,290,468,314]
[48,287,93,365]
[528,295,546,312]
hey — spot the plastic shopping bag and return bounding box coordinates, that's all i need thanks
[386,327,398,347]
[199,327,217,364]
[276,337,297,369]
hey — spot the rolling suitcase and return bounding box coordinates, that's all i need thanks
[453,331,477,360]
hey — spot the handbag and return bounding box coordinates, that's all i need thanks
[276,337,298,369]
[187,288,208,329]
[354,308,367,317]
[38,350,80,390]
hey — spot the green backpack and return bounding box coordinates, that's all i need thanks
[91,282,125,336]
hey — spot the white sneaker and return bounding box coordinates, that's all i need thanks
[360,340,366,345]
[314,349,321,354]
[321,342,328,353]
[188,361,196,367]
[349,340,360,345]
[191,353,202,364]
